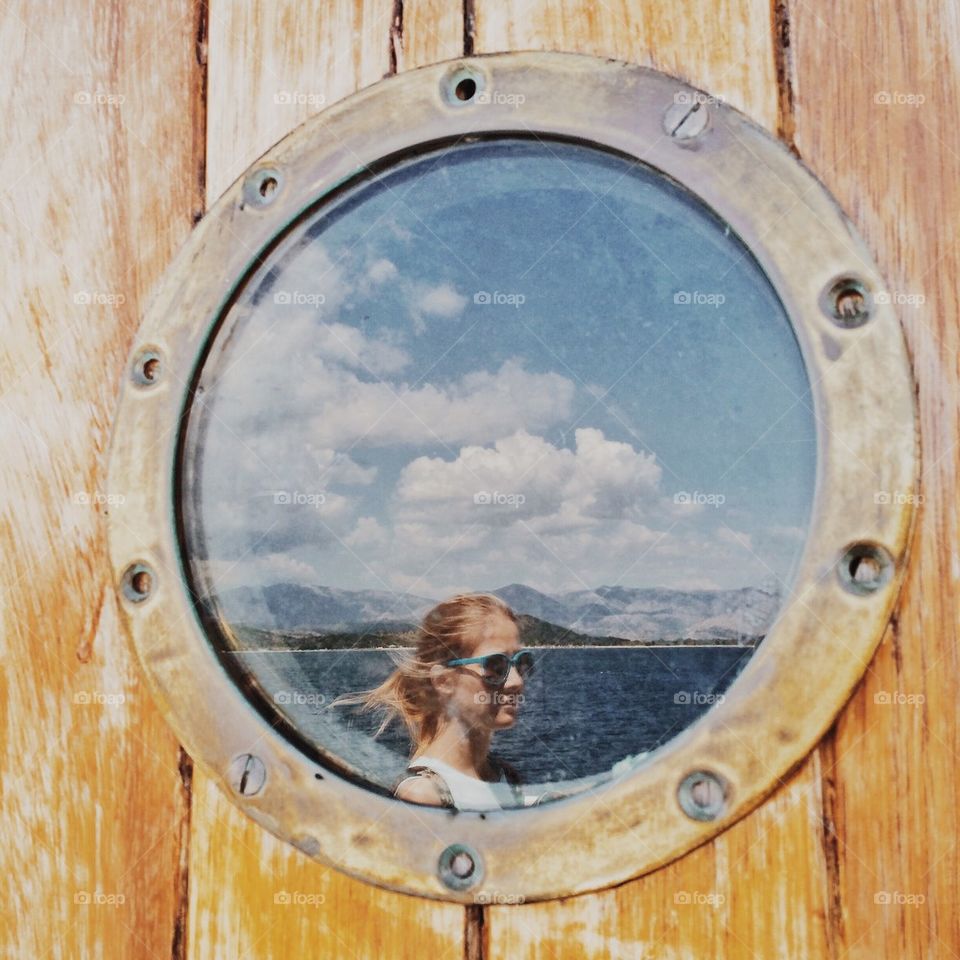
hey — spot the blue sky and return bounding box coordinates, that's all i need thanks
[187,137,816,603]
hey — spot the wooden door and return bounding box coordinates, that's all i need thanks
[3,1,956,957]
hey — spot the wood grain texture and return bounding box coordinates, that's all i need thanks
[790,2,960,957]
[473,0,779,131]
[0,1,203,957]
[186,2,467,957]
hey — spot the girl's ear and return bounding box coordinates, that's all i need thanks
[429,661,454,695]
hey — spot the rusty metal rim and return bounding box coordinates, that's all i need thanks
[106,51,919,903]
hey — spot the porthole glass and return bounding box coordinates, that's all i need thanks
[179,135,815,806]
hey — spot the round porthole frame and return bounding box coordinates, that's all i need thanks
[106,51,920,903]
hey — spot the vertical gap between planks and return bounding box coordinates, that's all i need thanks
[173,0,208,955]
[171,749,195,960]
[464,903,486,960]
[463,0,476,56]
[817,728,846,960]
[772,0,799,155]
[193,0,210,223]
[390,0,404,75]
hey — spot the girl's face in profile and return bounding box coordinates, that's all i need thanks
[439,615,525,732]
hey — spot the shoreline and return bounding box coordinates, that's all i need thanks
[229,643,759,653]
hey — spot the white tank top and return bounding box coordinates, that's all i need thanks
[410,755,525,811]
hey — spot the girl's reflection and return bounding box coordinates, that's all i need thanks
[338,593,535,810]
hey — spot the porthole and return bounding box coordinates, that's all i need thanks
[107,52,919,902]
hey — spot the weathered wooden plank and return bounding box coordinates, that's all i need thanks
[0,1,204,957]
[473,0,779,131]
[472,3,833,957]
[790,2,960,956]
[187,3,466,957]
[206,0,394,200]
[398,0,464,72]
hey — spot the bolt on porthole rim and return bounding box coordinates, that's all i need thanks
[228,753,267,796]
[677,769,730,821]
[243,166,284,208]
[837,541,895,595]
[438,843,484,892]
[820,274,873,328]
[104,51,920,903]
[120,562,154,603]
[131,348,162,386]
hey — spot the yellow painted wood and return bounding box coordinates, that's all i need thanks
[0,1,203,957]
[790,1,960,956]
[185,2,466,957]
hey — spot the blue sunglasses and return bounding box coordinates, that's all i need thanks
[445,649,535,687]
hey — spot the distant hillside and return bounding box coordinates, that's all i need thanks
[228,612,761,651]
[213,580,775,650]
[231,613,603,650]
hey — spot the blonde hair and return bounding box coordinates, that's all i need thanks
[330,593,518,750]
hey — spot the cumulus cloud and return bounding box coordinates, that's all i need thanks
[307,322,410,375]
[394,427,663,526]
[415,283,467,318]
[367,258,398,284]
[302,358,576,449]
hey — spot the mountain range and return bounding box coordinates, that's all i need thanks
[214,580,781,644]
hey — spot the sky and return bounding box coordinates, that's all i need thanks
[183,137,816,605]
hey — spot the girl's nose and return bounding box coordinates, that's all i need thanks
[502,665,524,690]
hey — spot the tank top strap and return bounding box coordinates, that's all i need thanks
[402,763,456,809]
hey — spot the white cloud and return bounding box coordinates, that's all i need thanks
[717,525,754,552]
[367,258,398,284]
[394,427,663,525]
[302,358,575,449]
[308,322,410,375]
[343,515,388,548]
[415,283,467,319]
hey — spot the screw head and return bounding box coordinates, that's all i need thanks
[228,754,267,796]
[837,541,894,595]
[663,97,711,143]
[678,769,728,821]
[821,276,872,328]
[131,349,162,387]
[438,843,483,891]
[243,167,283,208]
[121,562,155,603]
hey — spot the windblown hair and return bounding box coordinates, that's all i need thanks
[330,593,518,750]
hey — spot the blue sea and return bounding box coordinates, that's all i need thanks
[230,645,755,788]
